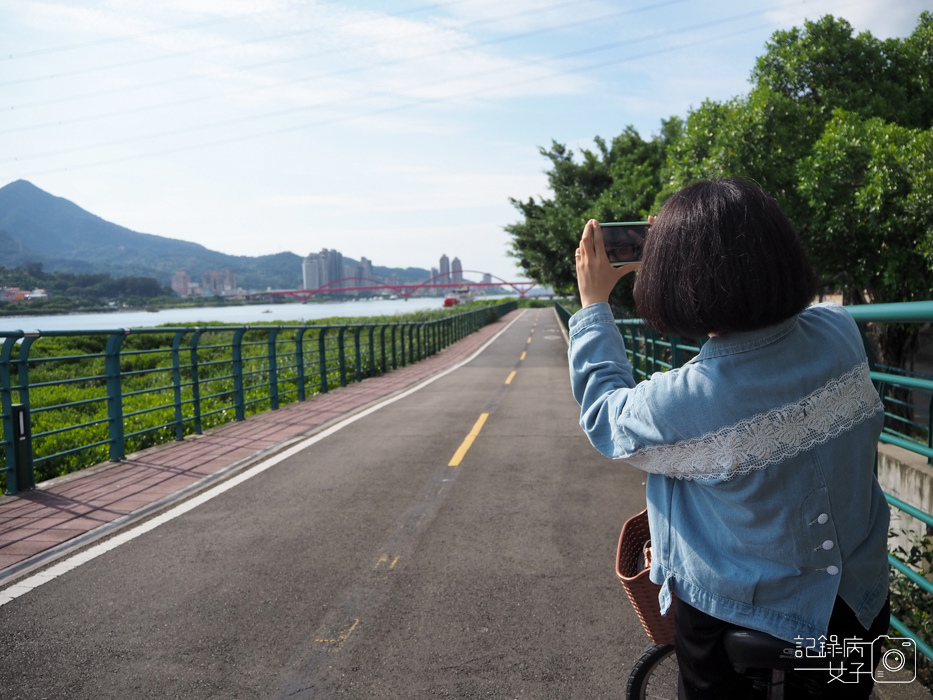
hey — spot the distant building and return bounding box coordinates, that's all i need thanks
[172,270,191,296]
[202,269,236,296]
[439,254,450,287]
[360,256,373,283]
[24,289,47,300]
[1,287,26,301]
[303,249,348,296]
[344,256,375,297]
[451,257,462,284]
[326,249,344,294]
[303,252,325,290]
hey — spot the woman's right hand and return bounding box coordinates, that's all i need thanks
[575,220,639,307]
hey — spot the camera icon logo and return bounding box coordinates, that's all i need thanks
[873,636,916,683]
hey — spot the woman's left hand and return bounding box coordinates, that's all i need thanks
[576,219,639,307]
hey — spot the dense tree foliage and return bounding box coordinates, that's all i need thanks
[506,121,679,306]
[507,12,933,366]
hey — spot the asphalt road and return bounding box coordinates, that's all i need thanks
[0,308,653,699]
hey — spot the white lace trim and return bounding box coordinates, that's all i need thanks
[621,362,882,481]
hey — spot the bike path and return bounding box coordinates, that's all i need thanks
[0,310,522,584]
[0,307,655,699]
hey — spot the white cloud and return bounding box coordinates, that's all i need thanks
[765,0,927,38]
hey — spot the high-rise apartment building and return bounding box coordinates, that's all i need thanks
[202,270,236,295]
[326,249,344,294]
[360,257,373,281]
[303,249,359,295]
[451,257,462,284]
[171,270,191,296]
[439,254,450,286]
[302,252,325,290]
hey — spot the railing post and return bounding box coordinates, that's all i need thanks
[338,326,348,387]
[398,323,405,367]
[368,326,376,378]
[392,325,399,369]
[380,325,388,374]
[10,404,34,491]
[189,329,204,434]
[296,328,308,401]
[171,331,186,440]
[105,330,129,462]
[670,334,683,369]
[1,336,23,494]
[232,329,247,421]
[318,328,330,394]
[353,326,363,383]
[267,328,281,410]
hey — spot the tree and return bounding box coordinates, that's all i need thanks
[661,15,933,300]
[506,12,933,359]
[798,109,933,369]
[506,122,677,303]
[751,13,933,130]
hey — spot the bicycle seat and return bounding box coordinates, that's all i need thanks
[723,629,805,672]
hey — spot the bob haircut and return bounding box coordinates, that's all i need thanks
[633,178,817,337]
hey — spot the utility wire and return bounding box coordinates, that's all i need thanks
[0,0,470,85]
[9,20,776,177]
[4,0,614,109]
[1,5,757,166]
[1,0,688,132]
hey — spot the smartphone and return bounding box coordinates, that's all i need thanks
[599,221,649,266]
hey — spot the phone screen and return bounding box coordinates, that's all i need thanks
[600,222,649,266]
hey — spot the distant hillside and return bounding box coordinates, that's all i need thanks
[0,180,431,290]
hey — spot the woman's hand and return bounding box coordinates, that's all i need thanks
[575,219,640,307]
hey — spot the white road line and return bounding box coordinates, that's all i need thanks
[0,310,526,607]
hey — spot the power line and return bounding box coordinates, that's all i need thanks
[2,3,753,167]
[0,0,469,85]
[3,7,279,61]
[8,17,779,178]
[1,0,688,134]
[4,0,611,110]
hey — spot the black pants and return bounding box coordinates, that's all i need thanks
[674,595,891,699]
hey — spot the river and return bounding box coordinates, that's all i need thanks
[0,296,514,333]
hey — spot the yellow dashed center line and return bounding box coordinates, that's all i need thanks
[520,351,527,361]
[448,413,489,467]
[374,554,400,570]
[315,618,360,645]
[504,371,517,385]
[526,337,532,344]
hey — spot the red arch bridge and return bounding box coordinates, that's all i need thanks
[254,271,540,302]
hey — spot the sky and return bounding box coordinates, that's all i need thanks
[0,0,927,284]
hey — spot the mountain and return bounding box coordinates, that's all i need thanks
[0,180,431,290]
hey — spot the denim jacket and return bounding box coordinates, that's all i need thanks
[568,302,889,643]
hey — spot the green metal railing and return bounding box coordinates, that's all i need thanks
[0,301,517,495]
[556,299,933,662]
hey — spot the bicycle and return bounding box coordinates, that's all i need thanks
[626,628,829,699]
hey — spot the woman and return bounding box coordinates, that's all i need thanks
[568,179,890,699]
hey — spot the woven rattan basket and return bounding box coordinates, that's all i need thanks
[615,508,676,646]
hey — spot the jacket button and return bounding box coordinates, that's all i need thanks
[817,513,829,524]
[826,565,839,576]
[822,540,834,550]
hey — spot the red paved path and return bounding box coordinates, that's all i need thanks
[0,310,522,581]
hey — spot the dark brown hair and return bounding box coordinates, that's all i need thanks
[633,179,816,336]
